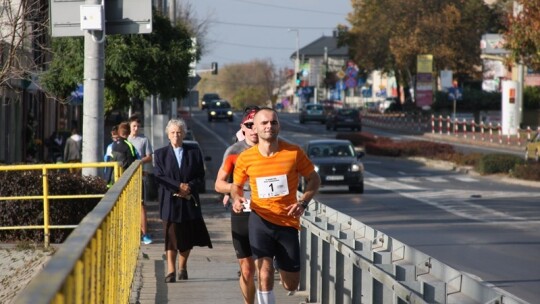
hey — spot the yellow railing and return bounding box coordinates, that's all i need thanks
[0,162,122,247]
[14,161,142,304]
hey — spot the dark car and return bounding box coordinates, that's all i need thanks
[207,100,234,122]
[301,139,364,193]
[326,108,362,131]
[201,93,220,110]
[299,103,326,124]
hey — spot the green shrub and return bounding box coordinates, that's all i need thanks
[365,141,402,156]
[398,140,455,158]
[0,170,107,243]
[336,132,391,146]
[446,152,483,167]
[511,162,540,181]
[475,154,524,175]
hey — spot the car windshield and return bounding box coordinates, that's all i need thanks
[337,109,357,116]
[210,101,231,109]
[308,143,355,157]
[305,104,323,111]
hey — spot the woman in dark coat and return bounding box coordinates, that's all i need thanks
[154,118,212,283]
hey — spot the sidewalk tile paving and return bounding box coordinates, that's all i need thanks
[130,193,308,304]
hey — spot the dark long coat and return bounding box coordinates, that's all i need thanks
[153,142,205,222]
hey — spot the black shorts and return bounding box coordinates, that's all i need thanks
[231,211,251,258]
[248,211,300,272]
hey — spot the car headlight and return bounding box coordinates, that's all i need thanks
[210,111,216,116]
[202,101,206,105]
[227,111,233,115]
[351,163,362,172]
[314,165,319,172]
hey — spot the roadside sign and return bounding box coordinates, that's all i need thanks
[50,0,152,37]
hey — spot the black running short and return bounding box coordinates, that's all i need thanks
[231,211,252,258]
[248,211,300,272]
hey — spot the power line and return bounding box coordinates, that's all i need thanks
[232,0,346,16]
[206,38,294,50]
[209,20,335,30]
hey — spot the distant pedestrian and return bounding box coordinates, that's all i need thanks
[128,115,153,245]
[46,131,64,163]
[63,128,82,173]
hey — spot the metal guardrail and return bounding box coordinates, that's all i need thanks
[299,200,529,304]
[0,162,122,247]
[14,161,142,304]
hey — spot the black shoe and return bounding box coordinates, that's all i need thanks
[165,272,176,283]
[178,269,188,280]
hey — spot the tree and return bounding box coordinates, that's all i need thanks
[504,0,540,70]
[0,0,48,91]
[197,59,277,109]
[40,10,196,113]
[342,0,499,90]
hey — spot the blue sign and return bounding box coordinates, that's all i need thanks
[448,87,463,101]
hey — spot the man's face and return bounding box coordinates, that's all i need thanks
[241,119,258,144]
[130,121,140,135]
[253,109,279,141]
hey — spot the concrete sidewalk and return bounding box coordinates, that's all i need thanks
[130,193,308,304]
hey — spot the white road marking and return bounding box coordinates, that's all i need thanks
[364,171,540,229]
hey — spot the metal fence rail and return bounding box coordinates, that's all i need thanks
[14,161,142,304]
[299,201,529,304]
[0,162,121,247]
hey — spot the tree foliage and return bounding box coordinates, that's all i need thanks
[0,0,48,90]
[504,0,540,70]
[343,0,501,85]
[41,10,195,112]
[197,59,276,109]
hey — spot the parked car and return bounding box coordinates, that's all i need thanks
[325,108,362,131]
[183,140,212,193]
[201,93,220,110]
[299,103,326,124]
[207,100,234,122]
[379,97,400,113]
[525,132,540,161]
[301,139,365,193]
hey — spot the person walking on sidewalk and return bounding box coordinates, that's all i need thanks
[231,108,321,304]
[128,115,153,245]
[215,106,259,304]
[154,118,213,283]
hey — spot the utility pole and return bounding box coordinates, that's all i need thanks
[82,0,105,176]
[288,29,300,112]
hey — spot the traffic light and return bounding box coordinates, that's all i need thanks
[211,62,218,75]
[296,72,302,85]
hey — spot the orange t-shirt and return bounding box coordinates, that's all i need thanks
[233,140,314,229]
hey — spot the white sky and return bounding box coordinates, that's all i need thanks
[189,0,351,70]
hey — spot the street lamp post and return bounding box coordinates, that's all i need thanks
[288,28,300,112]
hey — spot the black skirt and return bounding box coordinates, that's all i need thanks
[163,220,213,252]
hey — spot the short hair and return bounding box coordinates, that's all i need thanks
[165,118,187,135]
[110,125,119,136]
[118,122,130,137]
[129,115,141,124]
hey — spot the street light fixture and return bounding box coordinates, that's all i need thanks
[288,28,300,112]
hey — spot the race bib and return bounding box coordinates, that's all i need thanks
[255,174,289,198]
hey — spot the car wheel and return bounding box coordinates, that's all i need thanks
[349,182,364,194]
[320,120,326,124]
